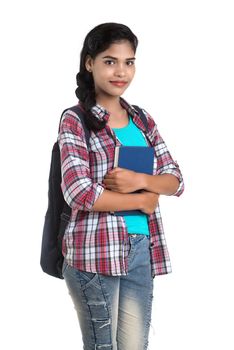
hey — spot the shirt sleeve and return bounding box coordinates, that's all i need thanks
[143,109,184,197]
[57,110,105,211]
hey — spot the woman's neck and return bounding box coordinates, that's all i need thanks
[96,96,123,114]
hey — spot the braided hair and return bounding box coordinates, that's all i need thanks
[75,22,138,131]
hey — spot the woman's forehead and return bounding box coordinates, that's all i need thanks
[98,41,135,58]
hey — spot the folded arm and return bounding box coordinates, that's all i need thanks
[58,111,146,212]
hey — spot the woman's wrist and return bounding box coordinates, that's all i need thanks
[136,173,148,191]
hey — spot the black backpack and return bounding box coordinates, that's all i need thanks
[40,104,148,279]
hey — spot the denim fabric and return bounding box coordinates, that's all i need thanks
[62,234,154,350]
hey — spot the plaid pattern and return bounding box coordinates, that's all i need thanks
[58,98,184,277]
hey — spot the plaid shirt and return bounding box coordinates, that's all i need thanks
[58,98,184,278]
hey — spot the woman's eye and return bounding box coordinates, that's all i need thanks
[104,60,135,66]
[104,60,115,65]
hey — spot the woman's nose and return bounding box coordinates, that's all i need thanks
[114,64,126,77]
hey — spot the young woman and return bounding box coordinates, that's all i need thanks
[58,22,184,350]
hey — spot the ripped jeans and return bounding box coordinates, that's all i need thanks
[62,234,154,350]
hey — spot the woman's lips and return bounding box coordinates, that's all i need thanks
[110,81,128,87]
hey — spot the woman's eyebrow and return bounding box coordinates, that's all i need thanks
[102,55,136,60]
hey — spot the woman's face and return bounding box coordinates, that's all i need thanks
[85,40,136,100]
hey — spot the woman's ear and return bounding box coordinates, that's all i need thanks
[85,55,93,73]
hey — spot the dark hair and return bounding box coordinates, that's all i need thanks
[75,22,138,131]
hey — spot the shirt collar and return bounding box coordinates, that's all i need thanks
[90,97,140,122]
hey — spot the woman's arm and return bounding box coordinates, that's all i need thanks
[91,188,159,215]
[58,111,105,211]
[91,189,142,212]
[103,167,180,196]
[139,173,180,195]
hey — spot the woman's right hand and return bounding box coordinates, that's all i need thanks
[139,191,160,215]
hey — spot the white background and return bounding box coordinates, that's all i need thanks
[1,0,234,349]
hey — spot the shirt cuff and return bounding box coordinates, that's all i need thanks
[85,183,105,211]
[159,166,184,197]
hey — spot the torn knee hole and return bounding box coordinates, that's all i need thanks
[92,318,111,328]
[96,344,112,349]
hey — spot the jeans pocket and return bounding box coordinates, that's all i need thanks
[78,270,100,290]
[62,260,69,276]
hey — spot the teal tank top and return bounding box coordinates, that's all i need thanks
[112,115,150,236]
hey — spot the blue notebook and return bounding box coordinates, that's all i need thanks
[112,146,154,216]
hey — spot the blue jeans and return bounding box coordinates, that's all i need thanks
[62,234,154,350]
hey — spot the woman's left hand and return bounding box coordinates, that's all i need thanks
[103,167,144,193]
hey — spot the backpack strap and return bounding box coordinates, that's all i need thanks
[59,105,91,147]
[132,105,149,133]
